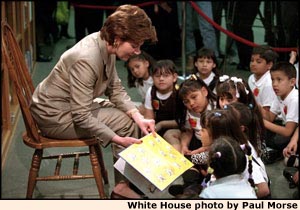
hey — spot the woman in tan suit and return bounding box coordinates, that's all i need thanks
[30,4,157,198]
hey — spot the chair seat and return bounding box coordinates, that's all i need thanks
[23,131,99,149]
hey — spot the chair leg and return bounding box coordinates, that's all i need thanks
[95,144,109,184]
[26,149,43,198]
[89,145,107,198]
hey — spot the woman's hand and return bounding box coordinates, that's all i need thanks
[112,135,142,148]
[131,111,156,136]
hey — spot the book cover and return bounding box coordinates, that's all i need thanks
[115,133,193,193]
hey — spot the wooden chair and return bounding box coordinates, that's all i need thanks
[1,21,109,199]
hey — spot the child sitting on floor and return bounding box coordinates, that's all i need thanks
[192,47,220,92]
[262,62,298,153]
[143,59,180,150]
[199,136,257,198]
[125,51,156,115]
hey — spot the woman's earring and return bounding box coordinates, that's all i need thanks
[113,40,118,48]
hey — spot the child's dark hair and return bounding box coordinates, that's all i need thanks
[270,61,297,79]
[226,102,265,156]
[202,136,255,189]
[200,109,248,145]
[252,45,279,63]
[176,74,217,129]
[152,59,178,76]
[125,50,156,88]
[216,75,255,108]
[193,47,220,76]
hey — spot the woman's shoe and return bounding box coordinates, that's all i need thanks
[111,181,144,199]
[110,190,131,199]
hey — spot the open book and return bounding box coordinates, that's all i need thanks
[114,133,193,198]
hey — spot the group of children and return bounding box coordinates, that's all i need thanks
[124,45,298,199]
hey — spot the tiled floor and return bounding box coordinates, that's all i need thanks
[1,5,298,199]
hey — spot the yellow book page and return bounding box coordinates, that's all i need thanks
[119,133,194,191]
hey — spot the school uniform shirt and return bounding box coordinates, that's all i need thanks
[248,71,277,108]
[135,76,153,102]
[184,103,215,140]
[144,86,173,110]
[196,72,218,93]
[196,71,215,86]
[294,62,299,89]
[243,142,269,185]
[199,174,257,198]
[30,32,136,147]
[270,87,299,124]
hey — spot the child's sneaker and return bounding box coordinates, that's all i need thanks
[261,146,283,164]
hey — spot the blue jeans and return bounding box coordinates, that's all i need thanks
[179,2,219,57]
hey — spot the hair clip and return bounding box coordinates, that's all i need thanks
[219,75,229,82]
[240,144,246,150]
[214,112,222,117]
[190,74,198,81]
[248,155,253,161]
[248,104,253,109]
[215,151,222,158]
[201,180,207,188]
[230,77,243,98]
[207,166,214,174]
[230,76,243,84]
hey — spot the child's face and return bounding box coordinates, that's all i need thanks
[194,57,216,79]
[182,88,208,113]
[128,59,150,80]
[218,94,238,109]
[199,127,212,147]
[271,71,296,100]
[153,70,177,94]
[250,54,273,79]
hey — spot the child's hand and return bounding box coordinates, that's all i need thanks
[283,141,297,158]
[200,168,207,176]
[293,171,299,184]
[181,146,191,155]
[155,122,162,132]
[289,51,297,64]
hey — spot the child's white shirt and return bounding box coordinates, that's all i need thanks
[135,76,153,102]
[295,62,299,89]
[248,71,277,107]
[144,86,172,110]
[196,72,215,87]
[243,142,269,185]
[270,87,299,124]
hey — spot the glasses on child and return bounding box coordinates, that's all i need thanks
[153,72,172,78]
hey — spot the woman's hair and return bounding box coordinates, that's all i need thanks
[200,109,248,145]
[100,4,157,45]
[125,51,156,88]
[202,136,255,189]
[193,47,220,76]
[227,102,265,156]
[176,74,217,129]
[252,45,279,63]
